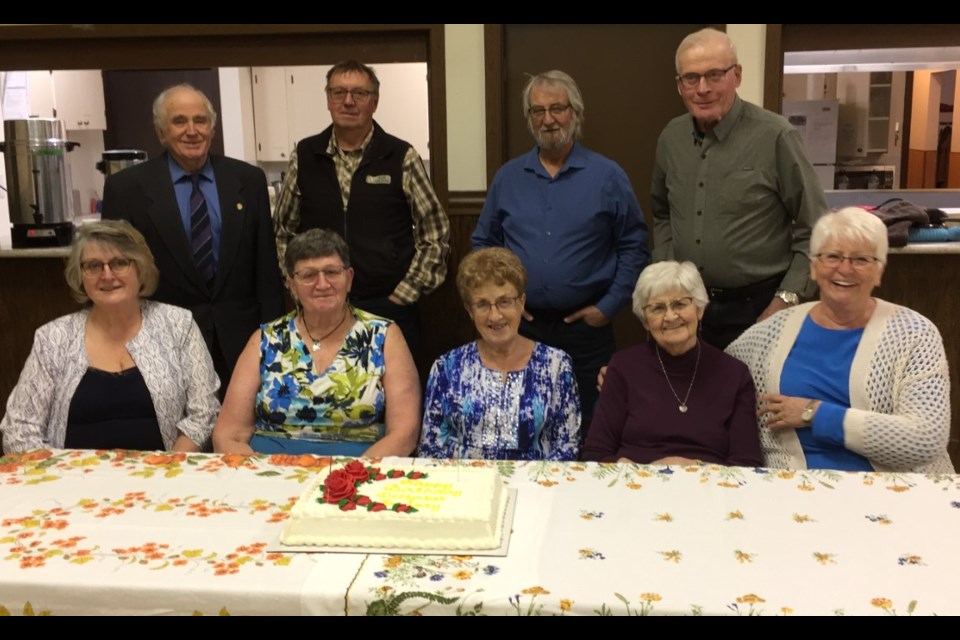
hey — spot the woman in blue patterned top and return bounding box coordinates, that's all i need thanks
[418,248,580,460]
[212,230,421,457]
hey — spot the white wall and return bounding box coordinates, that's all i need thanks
[218,67,257,163]
[444,24,487,191]
[727,24,766,106]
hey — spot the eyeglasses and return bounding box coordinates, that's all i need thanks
[815,253,881,269]
[292,266,348,285]
[528,104,571,120]
[470,296,520,315]
[677,64,737,89]
[326,87,376,103]
[642,296,694,318]
[81,257,133,276]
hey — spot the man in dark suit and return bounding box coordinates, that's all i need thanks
[102,84,283,388]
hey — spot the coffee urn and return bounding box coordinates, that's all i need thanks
[96,149,147,178]
[0,118,79,248]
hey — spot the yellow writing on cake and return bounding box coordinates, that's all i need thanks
[372,481,462,513]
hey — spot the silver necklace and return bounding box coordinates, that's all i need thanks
[654,340,701,413]
[301,308,348,352]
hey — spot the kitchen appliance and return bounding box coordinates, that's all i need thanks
[783,99,840,191]
[833,164,896,190]
[96,149,147,178]
[0,118,79,248]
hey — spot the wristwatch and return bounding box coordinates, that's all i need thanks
[775,290,799,306]
[801,399,819,424]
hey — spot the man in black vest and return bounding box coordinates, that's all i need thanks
[274,60,450,362]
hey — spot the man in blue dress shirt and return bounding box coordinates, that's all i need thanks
[473,70,649,434]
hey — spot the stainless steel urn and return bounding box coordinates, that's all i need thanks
[1,118,78,247]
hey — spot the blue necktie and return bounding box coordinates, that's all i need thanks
[190,174,215,288]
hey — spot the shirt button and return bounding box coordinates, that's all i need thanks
[695,238,701,244]
[546,231,551,236]
[701,153,707,159]
[698,182,704,187]
[697,210,702,216]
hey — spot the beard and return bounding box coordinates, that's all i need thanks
[530,121,576,152]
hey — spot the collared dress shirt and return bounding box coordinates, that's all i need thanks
[472,143,648,320]
[651,96,827,295]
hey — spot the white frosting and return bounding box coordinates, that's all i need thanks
[281,464,508,549]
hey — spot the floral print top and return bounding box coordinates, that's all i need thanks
[254,307,388,443]
[418,341,581,460]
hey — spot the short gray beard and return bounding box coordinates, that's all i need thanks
[532,123,575,152]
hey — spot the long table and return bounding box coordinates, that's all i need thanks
[1,450,958,616]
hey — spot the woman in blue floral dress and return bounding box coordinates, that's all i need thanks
[418,248,580,460]
[213,230,421,457]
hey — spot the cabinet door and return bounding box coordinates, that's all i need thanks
[285,66,331,151]
[26,71,55,118]
[53,70,107,130]
[251,67,290,162]
[837,73,869,157]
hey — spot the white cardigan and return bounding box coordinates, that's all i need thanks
[727,299,954,473]
[1,300,220,452]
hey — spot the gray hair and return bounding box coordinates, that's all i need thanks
[326,60,381,95]
[810,207,889,263]
[675,28,738,74]
[64,220,159,305]
[284,229,351,278]
[632,261,709,322]
[522,70,584,139]
[152,84,218,137]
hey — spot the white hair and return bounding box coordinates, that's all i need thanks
[632,261,709,321]
[152,84,218,138]
[675,28,738,74]
[522,70,584,140]
[810,207,889,263]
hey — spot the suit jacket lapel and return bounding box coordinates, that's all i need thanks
[143,154,208,294]
[212,155,244,295]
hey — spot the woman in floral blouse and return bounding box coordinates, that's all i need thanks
[213,230,420,457]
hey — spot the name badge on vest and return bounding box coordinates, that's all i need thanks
[365,174,392,185]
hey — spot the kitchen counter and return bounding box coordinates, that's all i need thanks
[0,247,71,258]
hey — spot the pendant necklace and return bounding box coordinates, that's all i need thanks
[655,339,701,413]
[302,308,349,352]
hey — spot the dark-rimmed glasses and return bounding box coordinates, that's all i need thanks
[677,64,737,89]
[81,257,133,277]
[326,87,376,103]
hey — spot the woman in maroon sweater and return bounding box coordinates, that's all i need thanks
[583,261,762,466]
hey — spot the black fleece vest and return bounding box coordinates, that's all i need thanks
[296,124,414,300]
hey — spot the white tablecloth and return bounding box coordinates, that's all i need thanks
[1,450,957,615]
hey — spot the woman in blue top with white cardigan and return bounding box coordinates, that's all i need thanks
[727,207,954,473]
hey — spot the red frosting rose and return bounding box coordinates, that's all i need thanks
[323,470,358,504]
[342,460,371,484]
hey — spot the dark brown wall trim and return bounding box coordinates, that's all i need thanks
[763,24,783,113]
[448,191,487,218]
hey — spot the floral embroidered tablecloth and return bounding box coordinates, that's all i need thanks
[1,451,958,616]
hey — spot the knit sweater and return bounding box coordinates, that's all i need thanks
[726,300,954,473]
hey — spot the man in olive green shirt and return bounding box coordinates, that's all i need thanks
[652,28,826,348]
